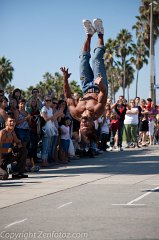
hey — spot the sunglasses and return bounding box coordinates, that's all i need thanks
[53,102,58,104]
[45,99,51,102]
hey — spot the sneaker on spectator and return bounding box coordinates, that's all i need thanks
[125,145,130,149]
[93,18,104,35]
[109,147,113,151]
[118,146,123,151]
[82,20,96,35]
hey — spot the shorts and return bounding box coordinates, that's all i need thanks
[60,139,70,152]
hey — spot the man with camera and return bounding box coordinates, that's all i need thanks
[112,96,128,151]
[0,116,28,180]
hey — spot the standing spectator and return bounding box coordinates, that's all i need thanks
[100,111,110,151]
[109,113,119,151]
[146,98,152,111]
[148,102,158,145]
[139,99,149,146]
[114,98,127,151]
[7,98,19,118]
[14,99,31,148]
[51,98,62,164]
[26,88,43,112]
[40,96,55,167]
[0,97,8,130]
[12,88,22,108]
[134,96,142,136]
[124,99,140,148]
[59,117,72,164]
[40,96,63,166]
[27,99,40,164]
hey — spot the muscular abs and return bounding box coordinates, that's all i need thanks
[68,93,105,121]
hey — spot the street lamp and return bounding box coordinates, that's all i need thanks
[149,0,158,103]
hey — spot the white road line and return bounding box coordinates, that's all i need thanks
[57,202,72,209]
[112,204,145,206]
[127,186,159,205]
[5,218,27,229]
[112,186,159,206]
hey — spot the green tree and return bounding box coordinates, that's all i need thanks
[115,29,134,97]
[0,57,14,89]
[130,42,149,97]
[104,38,119,101]
[139,0,159,48]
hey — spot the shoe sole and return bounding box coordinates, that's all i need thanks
[93,18,104,34]
[82,19,95,35]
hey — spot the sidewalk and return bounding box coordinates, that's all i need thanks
[0,145,159,209]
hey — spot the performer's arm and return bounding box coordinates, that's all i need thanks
[60,67,72,98]
[94,76,107,104]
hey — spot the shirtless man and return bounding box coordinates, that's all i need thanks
[60,18,107,137]
[0,116,28,180]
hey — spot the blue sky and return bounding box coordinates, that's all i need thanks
[0,0,159,101]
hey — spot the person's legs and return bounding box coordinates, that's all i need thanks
[92,19,108,90]
[79,20,94,93]
[125,124,131,145]
[110,130,116,148]
[14,147,28,173]
[131,124,138,144]
[117,121,124,149]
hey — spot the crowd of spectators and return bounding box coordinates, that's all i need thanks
[0,87,159,180]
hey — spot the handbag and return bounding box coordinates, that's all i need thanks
[43,120,56,137]
[68,139,75,156]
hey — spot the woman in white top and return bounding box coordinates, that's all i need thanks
[40,96,63,166]
[124,99,140,148]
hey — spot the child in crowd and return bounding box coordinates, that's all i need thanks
[100,111,111,151]
[59,117,72,164]
[109,113,119,151]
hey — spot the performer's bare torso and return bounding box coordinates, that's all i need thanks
[68,93,105,121]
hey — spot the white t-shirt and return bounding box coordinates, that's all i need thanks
[41,106,53,118]
[60,125,70,140]
[41,106,58,136]
[124,108,139,125]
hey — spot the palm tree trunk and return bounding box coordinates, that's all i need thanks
[123,61,126,98]
[127,85,129,102]
[135,70,139,97]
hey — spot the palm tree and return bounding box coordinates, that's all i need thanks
[104,38,119,101]
[5,84,15,99]
[130,42,149,97]
[117,60,135,101]
[139,0,159,48]
[70,80,82,96]
[133,0,159,102]
[0,57,14,89]
[115,29,134,97]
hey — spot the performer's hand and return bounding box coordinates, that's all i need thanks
[94,76,105,90]
[60,67,71,80]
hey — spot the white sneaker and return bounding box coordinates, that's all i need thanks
[82,20,96,35]
[109,147,113,151]
[93,18,104,35]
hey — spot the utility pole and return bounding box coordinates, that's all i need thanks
[149,1,157,103]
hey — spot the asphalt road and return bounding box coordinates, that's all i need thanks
[0,145,159,240]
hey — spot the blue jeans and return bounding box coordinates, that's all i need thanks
[41,136,53,161]
[48,135,58,163]
[79,45,108,93]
